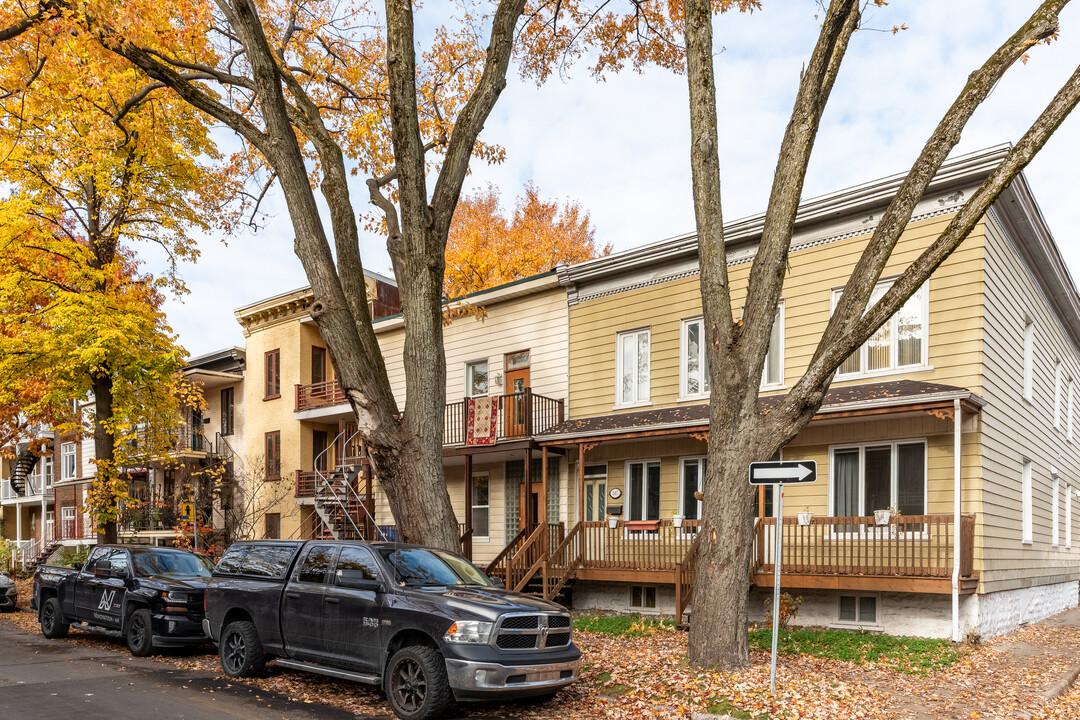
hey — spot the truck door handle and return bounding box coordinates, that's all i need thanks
[285,592,300,599]
[324,597,340,604]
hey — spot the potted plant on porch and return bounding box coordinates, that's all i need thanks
[671,508,684,529]
[874,507,892,525]
[797,507,813,526]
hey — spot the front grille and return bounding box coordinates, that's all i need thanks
[497,634,538,649]
[546,632,571,647]
[494,614,572,651]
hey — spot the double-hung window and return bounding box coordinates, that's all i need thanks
[221,387,234,436]
[61,443,76,481]
[265,349,281,399]
[265,431,281,481]
[618,329,651,405]
[679,457,707,520]
[762,303,784,387]
[831,441,926,518]
[681,306,783,398]
[465,360,488,398]
[471,473,489,538]
[42,454,53,488]
[625,460,660,522]
[833,281,927,377]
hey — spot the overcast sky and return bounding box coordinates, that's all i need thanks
[161,1,1080,359]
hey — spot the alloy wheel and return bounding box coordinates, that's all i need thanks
[391,658,427,713]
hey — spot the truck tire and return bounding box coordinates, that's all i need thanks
[219,620,266,678]
[40,597,69,639]
[385,645,452,720]
[126,608,154,657]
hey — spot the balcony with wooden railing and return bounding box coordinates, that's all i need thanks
[751,514,977,594]
[295,380,348,411]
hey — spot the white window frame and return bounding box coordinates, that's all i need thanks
[464,360,489,398]
[1022,459,1033,545]
[1023,319,1035,402]
[1067,484,1073,549]
[827,439,928,520]
[1052,473,1060,547]
[832,280,929,379]
[678,318,709,400]
[624,459,661,526]
[1069,381,1076,442]
[61,443,76,481]
[761,301,785,389]
[678,456,708,521]
[470,472,490,541]
[628,585,658,613]
[615,328,651,408]
[837,594,879,626]
[42,454,53,488]
[1054,361,1063,429]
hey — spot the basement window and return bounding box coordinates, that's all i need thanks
[838,595,877,624]
[629,585,657,611]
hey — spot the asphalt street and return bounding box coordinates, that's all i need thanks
[0,620,366,719]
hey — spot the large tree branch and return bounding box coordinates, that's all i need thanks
[429,0,527,239]
[0,0,59,42]
[804,0,1067,383]
[739,0,859,375]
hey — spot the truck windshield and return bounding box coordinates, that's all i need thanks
[380,548,491,587]
[133,550,214,579]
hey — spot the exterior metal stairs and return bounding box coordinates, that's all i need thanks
[8,446,39,497]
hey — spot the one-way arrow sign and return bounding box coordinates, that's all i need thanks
[748,460,817,485]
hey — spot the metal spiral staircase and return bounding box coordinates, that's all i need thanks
[7,445,41,497]
[309,431,386,542]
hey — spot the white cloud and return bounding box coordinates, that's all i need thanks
[164,0,1080,357]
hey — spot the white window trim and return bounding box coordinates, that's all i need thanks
[831,280,929,380]
[834,594,882,629]
[615,328,651,408]
[1022,459,1033,545]
[678,317,709,401]
[678,456,708,521]
[42,455,53,488]
[1054,361,1063,429]
[761,301,786,390]
[1066,484,1073,550]
[627,585,659,614]
[827,438,929,519]
[470,471,490,542]
[1069,381,1076,442]
[464,359,489,398]
[1052,473,1060,548]
[1023,319,1035,403]
[61,443,76,481]
[623,459,661,532]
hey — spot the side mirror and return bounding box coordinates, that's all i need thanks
[72,562,83,572]
[337,569,384,592]
[488,575,506,589]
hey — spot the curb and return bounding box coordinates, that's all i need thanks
[1044,663,1080,701]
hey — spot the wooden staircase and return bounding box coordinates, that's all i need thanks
[21,540,61,576]
[486,523,568,601]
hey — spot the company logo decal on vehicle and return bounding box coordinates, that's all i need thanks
[98,589,116,611]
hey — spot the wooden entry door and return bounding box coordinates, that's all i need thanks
[518,482,540,531]
[505,352,531,438]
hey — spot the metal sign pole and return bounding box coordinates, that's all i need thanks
[770,483,783,693]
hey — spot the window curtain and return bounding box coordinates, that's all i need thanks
[833,450,859,517]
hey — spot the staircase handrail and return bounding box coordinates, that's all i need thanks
[315,429,386,541]
[504,523,549,592]
[543,522,583,600]
[486,525,528,577]
[675,528,704,624]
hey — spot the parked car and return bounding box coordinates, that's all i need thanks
[204,540,580,720]
[32,545,213,656]
[0,571,16,611]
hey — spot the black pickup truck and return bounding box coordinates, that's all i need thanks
[33,544,213,656]
[204,539,580,720]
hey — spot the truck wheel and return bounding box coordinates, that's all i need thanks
[385,645,451,720]
[219,620,266,678]
[126,608,154,657]
[40,597,69,639]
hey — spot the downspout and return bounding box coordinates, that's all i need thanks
[952,397,961,643]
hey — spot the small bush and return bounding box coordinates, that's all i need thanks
[762,592,803,629]
[573,613,676,637]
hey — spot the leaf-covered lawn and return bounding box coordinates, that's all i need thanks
[747,627,960,675]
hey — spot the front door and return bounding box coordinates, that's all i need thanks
[518,482,540,531]
[582,465,607,522]
[313,430,329,473]
[504,352,530,438]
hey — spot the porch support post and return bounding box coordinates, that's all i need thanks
[16,502,22,542]
[577,443,585,524]
[524,448,533,527]
[758,486,765,518]
[464,453,473,560]
[952,397,961,643]
[40,491,47,545]
[540,447,548,526]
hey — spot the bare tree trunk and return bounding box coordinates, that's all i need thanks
[93,372,117,544]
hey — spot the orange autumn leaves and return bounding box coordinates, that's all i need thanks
[445,182,611,300]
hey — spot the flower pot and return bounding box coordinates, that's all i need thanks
[874,509,891,525]
[607,517,619,529]
[672,515,684,528]
[797,511,813,526]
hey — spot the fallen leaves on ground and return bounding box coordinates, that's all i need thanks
[4,576,1080,720]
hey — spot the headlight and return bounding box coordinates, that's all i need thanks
[162,591,189,603]
[444,620,493,644]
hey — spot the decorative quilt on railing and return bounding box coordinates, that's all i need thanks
[466,396,497,446]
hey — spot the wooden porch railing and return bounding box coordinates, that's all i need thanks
[485,526,528,579]
[674,529,703,624]
[574,518,703,570]
[501,523,564,591]
[444,389,565,445]
[543,522,584,600]
[752,514,976,579]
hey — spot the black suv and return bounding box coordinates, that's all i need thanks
[203,540,580,720]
